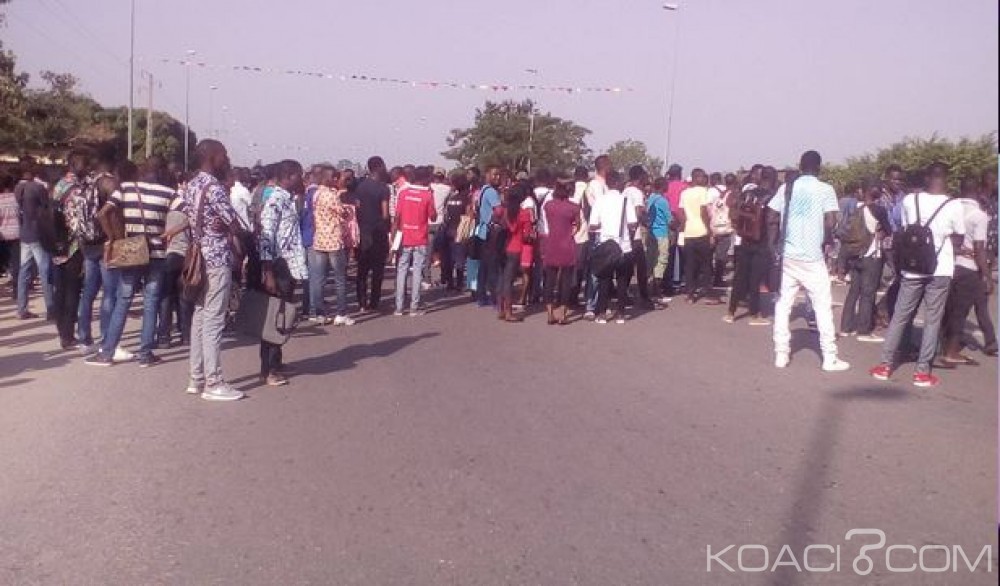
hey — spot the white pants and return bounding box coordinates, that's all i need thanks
[773,258,838,357]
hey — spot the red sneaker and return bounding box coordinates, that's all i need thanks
[912,372,939,388]
[869,363,892,381]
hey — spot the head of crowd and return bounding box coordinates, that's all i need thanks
[1,138,996,399]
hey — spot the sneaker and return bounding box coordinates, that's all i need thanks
[821,356,850,372]
[393,310,405,316]
[185,380,204,395]
[913,372,939,388]
[615,315,626,324]
[77,343,98,357]
[722,314,735,324]
[837,331,855,338]
[594,316,608,324]
[265,373,288,387]
[748,317,772,327]
[138,353,163,368]
[775,353,790,368]
[869,363,892,381]
[856,334,885,343]
[201,383,244,402]
[310,315,333,325]
[584,311,596,321]
[113,347,135,362]
[84,352,113,367]
[409,307,426,317]
[333,315,356,326]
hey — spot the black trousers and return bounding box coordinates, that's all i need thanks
[664,228,683,293]
[596,253,633,315]
[356,231,388,310]
[52,251,83,345]
[683,236,712,298]
[630,239,650,301]
[544,265,574,306]
[158,253,193,344]
[841,256,883,334]
[259,260,295,377]
[943,266,996,350]
[476,240,500,303]
[728,243,772,316]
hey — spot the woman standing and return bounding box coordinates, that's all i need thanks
[542,178,580,324]
[498,182,532,322]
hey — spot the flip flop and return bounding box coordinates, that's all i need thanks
[942,355,980,366]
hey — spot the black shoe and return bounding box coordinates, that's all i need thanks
[60,338,78,351]
[138,353,163,368]
[17,311,39,320]
[84,352,114,367]
[155,337,172,350]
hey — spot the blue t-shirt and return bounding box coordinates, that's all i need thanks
[300,184,318,248]
[768,175,838,263]
[475,185,501,240]
[646,192,671,239]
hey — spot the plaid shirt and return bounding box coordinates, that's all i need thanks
[259,185,307,280]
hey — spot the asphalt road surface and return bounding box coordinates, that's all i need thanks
[1,277,997,585]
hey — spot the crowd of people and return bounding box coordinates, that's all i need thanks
[1,138,997,400]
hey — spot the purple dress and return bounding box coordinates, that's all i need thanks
[543,199,580,268]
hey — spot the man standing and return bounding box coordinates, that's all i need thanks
[394,166,437,316]
[623,165,658,308]
[179,140,244,400]
[570,165,592,306]
[676,169,717,304]
[582,155,611,319]
[354,156,392,313]
[427,168,451,287]
[769,151,850,372]
[14,159,54,320]
[474,166,503,307]
[663,164,688,296]
[645,176,672,303]
[259,159,308,387]
[87,158,174,368]
[725,167,778,326]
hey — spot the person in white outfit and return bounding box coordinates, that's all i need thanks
[768,150,850,372]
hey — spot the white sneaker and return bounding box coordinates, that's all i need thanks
[113,347,134,362]
[822,356,851,372]
[201,383,244,402]
[595,316,608,324]
[856,334,885,343]
[310,315,332,325]
[333,315,356,326]
[185,380,204,395]
[775,353,790,368]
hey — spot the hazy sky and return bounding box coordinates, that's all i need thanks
[4,0,998,170]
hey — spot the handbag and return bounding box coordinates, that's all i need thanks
[106,186,151,268]
[235,288,300,345]
[181,185,210,303]
[456,214,474,243]
[590,196,628,278]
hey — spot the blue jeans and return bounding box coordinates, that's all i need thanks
[99,261,120,344]
[77,244,104,344]
[308,248,348,317]
[100,258,166,357]
[395,246,427,311]
[585,234,599,312]
[17,241,53,315]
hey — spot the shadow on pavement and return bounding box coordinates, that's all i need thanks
[286,332,440,376]
[0,350,73,383]
[771,384,910,586]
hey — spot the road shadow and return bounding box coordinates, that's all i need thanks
[285,332,440,376]
[771,384,910,586]
[0,350,73,382]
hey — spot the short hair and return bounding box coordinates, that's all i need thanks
[276,159,303,181]
[594,155,611,171]
[709,172,722,185]
[883,164,903,177]
[691,168,706,179]
[116,160,138,182]
[652,176,667,192]
[606,170,625,189]
[534,167,553,185]
[760,166,778,185]
[799,150,822,173]
[926,161,950,179]
[666,164,682,179]
[367,156,386,173]
[628,165,647,182]
[467,166,482,179]
[413,165,433,184]
[450,172,470,191]
[574,166,589,181]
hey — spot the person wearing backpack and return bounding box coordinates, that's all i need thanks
[839,182,889,342]
[870,162,966,388]
[768,151,850,371]
[724,166,777,326]
[709,173,737,288]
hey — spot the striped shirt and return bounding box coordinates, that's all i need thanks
[111,181,176,259]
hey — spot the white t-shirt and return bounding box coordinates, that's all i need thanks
[571,181,589,244]
[230,181,252,230]
[429,182,451,226]
[707,185,725,204]
[585,177,607,210]
[622,185,645,241]
[589,189,637,254]
[900,192,965,279]
[533,187,553,235]
[955,198,988,271]
[679,185,710,238]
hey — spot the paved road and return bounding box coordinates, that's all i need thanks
[0,278,996,585]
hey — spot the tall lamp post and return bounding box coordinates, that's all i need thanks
[208,85,218,138]
[127,0,135,160]
[525,68,539,174]
[183,49,196,172]
[662,3,680,166]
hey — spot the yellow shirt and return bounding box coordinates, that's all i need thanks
[680,185,710,238]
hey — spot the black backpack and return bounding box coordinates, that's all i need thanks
[839,203,874,260]
[895,195,955,275]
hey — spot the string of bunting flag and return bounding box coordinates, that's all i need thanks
[155,58,633,94]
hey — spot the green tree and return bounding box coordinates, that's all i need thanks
[0,36,29,150]
[823,134,997,193]
[21,70,103,156]
[605,139,664,177]
[443,99,591,171]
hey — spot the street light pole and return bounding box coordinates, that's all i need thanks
[662,3,680,166]
[183,49,195,172]
[526,68,539,174]
[127,0,135,160]
[209,85,218,138]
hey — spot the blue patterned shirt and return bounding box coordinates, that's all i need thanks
[259,185,307,280]
[182,171,238,269]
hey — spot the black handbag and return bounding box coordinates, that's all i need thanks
[235,288,300,345]
[590,196,628,278]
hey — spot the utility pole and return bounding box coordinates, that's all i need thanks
[127,0,135,160]
[145,71,154,159]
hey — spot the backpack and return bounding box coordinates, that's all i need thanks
[838,203,874,260]
[734,189,767,242]
[895,195,955,275]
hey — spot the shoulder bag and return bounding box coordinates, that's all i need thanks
[106,186,150,268]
